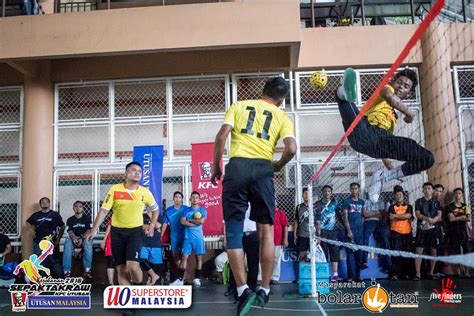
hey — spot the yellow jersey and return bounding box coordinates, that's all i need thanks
[364,85,397,133]
[224,99,295,161]
[102,183,158,228]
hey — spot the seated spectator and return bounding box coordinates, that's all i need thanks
[140,212,163,285]
[63,201,93,278]
[316,185,342,282]
[0,231,12,267]
[388,185,413,280]
[445,188,471,278]
[414,182,442,280]
[271,205,288,285]
[100,219,115,285]
[213,251,228,284]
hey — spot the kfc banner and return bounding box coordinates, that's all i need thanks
[133,145,164,209]
[192,143,223,236]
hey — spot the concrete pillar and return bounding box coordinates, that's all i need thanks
[21,61,54,259]
[419,22,462,198]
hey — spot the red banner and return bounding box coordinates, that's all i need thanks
[191,142,223,236]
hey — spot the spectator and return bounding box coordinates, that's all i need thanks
[0,231,12,267]
[164,192,187,285]
[100,219,114,285]
[141,213,163,285]
[414,182,442,281]
[271,205,288,285]
[214,251,228,284]
[446,188,471,278]
[294,188,317,262]
[315,185,342,282]
[363,197,391,274]
[433,184,445,207]
[27,197,65,278]
[180,191,207,287]
[63,201,93,278]
[342,183,366,281]
[433,183,447,278]
[388,185,413,280]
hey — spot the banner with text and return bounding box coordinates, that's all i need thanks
[133,145,164,210]
[191,143,223,236]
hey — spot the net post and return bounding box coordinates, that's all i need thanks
[307,183,318,298]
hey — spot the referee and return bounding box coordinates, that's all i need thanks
[211,77,297,315]
[85,162,159,285]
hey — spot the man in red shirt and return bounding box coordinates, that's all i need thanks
[271,207,289,284]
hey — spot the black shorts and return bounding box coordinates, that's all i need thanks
[415,229,440,249]
[111,226,143,266]
[390,231,412,252]
[297,236,310,252]
[450,229,470,255]
[223,157,275,250]
[321,230,339,262]
[106,256,115,269]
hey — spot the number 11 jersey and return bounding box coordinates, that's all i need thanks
[223,99,295,161]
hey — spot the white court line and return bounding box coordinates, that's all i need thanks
[315,300,328,316]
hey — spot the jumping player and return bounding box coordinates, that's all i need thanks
[335,68,434,202]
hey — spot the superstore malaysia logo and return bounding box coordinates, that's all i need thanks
[104,286,192,309]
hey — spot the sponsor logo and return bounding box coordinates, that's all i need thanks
[10,292,27,313]
[8,240,91,312]
[104,286,192,309]
[317,282,419,312]
[429,278,462,308]
[362,284,389,313]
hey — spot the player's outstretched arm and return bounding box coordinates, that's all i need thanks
[211,124,232,185]
[380,86,414,123]
[84,208,109,241]
[272,137,296,172]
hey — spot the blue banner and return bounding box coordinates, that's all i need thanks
[133,145,164,208]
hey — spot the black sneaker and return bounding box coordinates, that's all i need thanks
[237,288,256,316]
[254,289,269,308]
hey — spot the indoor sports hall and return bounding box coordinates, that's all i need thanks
[0,0,473,315]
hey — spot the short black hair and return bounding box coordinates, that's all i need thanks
[191,191,200,197]
[423,182,434,189]
[433,184,445,191]
[393,68,418,91]
[453,187,464,194]
[173,191,184,199]
[322,185,333,192]
[73,200,84,207]
[125,161,142,171]
[262,77,290,100]
[393,185,404,194]
[39,197,50,204]
[302,188,308,194]
[350,182,360,188]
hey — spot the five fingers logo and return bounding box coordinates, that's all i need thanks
[362,283,389,313]
[430,278,462,305]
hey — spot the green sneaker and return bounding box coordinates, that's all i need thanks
[237,288,256,316]
[342,68,358,103]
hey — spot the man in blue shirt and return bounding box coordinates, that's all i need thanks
[180,191,207,287]
[342,182,366,281]
[163,191,187,286]
[316,185,343,282]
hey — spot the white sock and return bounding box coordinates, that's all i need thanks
[337,86,346,100]
[85,268,90,272]
[237,285,249,297]
[382,166,404,182]
[332,272,338,276]
[260,287,270,295]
